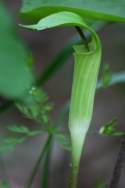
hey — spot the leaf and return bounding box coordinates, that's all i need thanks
[16,87,52,125]
[0,123,43,155]
[8,125,29,134]
[0,3,33,99]
[0,136,26,154]
[101,64,111,88]
[7,125,42,136]
[99,118,124,136]
[0,125,42,155]
[21,0,125,22]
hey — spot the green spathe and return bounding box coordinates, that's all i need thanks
[69,40,101,186]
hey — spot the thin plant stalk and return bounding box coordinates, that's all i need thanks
[40,139,52,188]
[109,134,125,188]
[25,134,52,188]
[75,26,89,51]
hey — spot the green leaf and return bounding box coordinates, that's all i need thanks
[16,87,52,125]
[101,64,111,88]
[0,136,26,154]
[8,125,42,136]
[99,118,124,136]
[8,125,29,134]
[0,125,42,154]
[21,0,125,22]
[0,3,33,99]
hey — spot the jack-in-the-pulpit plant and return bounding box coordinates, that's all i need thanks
[22,11,102,188]
[69,31,101,188]
[1,0,125,188]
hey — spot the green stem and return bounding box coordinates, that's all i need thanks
[109,134,125,188]
[25,134,52,188]
[40,139,52,188]
[69,163,79,188]
[75,26,89,51]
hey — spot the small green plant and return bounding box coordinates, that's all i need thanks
[1,0,125,188]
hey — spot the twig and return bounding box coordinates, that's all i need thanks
[109,134,125,188]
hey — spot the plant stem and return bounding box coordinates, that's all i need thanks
[40,139,52,188]
[109,134,125,188]
[25,134,52,188]
[75,26,89,51]
[69,163,79,188]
